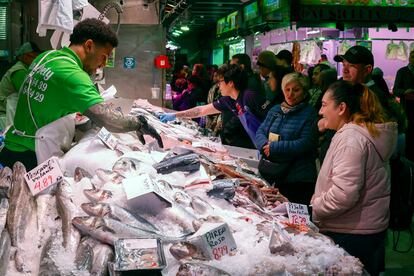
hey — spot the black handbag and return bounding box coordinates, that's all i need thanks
[258,157,291,181]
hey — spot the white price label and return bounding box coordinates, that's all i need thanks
[97,127,118,150]
[192,141,216,152]
[201,223,237,260]
[24,157,64,196]
[287,202,310,226]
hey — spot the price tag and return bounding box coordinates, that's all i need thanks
[97,127,118,150]
[287,202,310,226]
[24,157,64,196]
[194,223,237,260]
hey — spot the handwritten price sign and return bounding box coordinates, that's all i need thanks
[287,202,310,226]
[24,157,64,196]
[201,223,237,260]
[97,127,118,150]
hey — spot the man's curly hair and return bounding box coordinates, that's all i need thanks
[70,18,118,47]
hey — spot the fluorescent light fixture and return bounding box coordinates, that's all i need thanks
[180,26,190,31]
[306,29,320,35]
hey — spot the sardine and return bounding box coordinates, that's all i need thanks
[177,262,231,276]
[84,188,114,203]
[6,162,36,272]
[0,166,12,198]
[153,153,200,175]
[74,167,92,182]
[169,241,208,261]
[56,180,81,251]
[81,202,159,233]
[90,243,114,276]
[0,198,9,233]
[95,169,124,185]
[75,236,98,271]
[0,229,11,276]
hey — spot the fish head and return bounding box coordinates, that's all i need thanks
[74,167,91,182]
[81,202,109,217]
[112,158,138,175]
[56,179,73,198]
[83,189,113,202]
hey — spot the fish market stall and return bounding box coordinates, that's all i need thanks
[0,100,364,275]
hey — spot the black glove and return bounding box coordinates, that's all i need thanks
[136,115,164,148]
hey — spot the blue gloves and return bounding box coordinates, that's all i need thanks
[160,113,176,123]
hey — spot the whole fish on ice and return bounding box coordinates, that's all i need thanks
[0,166,12,198]
[153,152,200,175]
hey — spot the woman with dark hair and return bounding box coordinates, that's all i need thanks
[312,80,398,276]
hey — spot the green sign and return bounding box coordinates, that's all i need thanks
[106,48,115,68]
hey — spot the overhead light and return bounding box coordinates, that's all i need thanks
[180,26,190,31]
[306,28,320,35]
[318,37,326,41]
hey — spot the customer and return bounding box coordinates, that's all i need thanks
[160,64,269,149]
[275,49,294,71]
[256,72,318,204]
[0,42,41,129]
[0,18,162,170]
[312,80,398,276]
[393,50,414,108]
[257,50,278,106]
[230,53,262,94]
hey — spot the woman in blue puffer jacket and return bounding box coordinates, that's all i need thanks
[256,72,319,205]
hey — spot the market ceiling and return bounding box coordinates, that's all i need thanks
[161,0,246,36]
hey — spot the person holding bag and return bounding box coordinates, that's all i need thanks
[256,72,319,205]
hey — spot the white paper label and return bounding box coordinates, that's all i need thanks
[192,141,216,152]
[97,127,118,150]
[287,202,310,226]
[199,223,237,260]
[24,157,64,196]
[123,175,171,203]
[123,239,157,250]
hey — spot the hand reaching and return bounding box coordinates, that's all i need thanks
[159,113,176,123]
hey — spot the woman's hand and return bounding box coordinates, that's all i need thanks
[263,142,271,157]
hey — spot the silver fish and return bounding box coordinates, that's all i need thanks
[90,243,114,276]
[74,167,92,182]
[177,262,231,276]
[95,169,124,185]
[6,162,36,273]
[36,194,53,247]
[102,217,167,240]
[81,202,160,233]
[169,241,208,261]
[72,216,118,245]
[75,236,98,271]
[0,229,11,276]
[0,166,12,198]
[0,198,9,233]
[112,157,156,177]
[56,180,81,251]
[190,195,214,215]
[84,188,114,203]
[157,206,196,235]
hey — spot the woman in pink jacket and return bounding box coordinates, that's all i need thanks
[312,80,398,276]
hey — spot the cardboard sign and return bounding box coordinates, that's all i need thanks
[123,175,172,215]
[24,157,64,196]
[287,202,310,226]
[97,127,118,150]
[191,222,237,260]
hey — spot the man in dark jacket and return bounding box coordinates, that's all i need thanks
[393,50,414,109]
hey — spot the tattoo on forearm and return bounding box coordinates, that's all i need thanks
[177,107,202,118]
[84,103,140,133]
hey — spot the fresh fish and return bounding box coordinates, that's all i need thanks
[190,195,214,214]
[161,147,194,161]
[56,180,81,251]
[174,191,192,207]
[112,157,156,177]
[0,198,9,233]
[74,167,92,182]
[102,217,169,240]
[75,236,98,271]
[0,230,11,276]
[214,163,269,188]
[192,216,225,232]
[244,185,267,208]
[153,153,200,175]
[90,243,114,276]
[38,232,69,276]
[157,206,196,235]
[177,262,231,276]
[72,217,118,245]
[207,185,235,200]
[169,241,208,261]
[6,162,36,273]
[84,188,114,203]
[81,202,160,233]
[36,194,53,246]
[211,178,240,189]
[0,166,12,198]
[95,168,124,184]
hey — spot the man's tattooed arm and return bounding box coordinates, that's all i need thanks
[175,104,220,119]
[84,102,140,133]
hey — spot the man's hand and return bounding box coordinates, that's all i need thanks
[263,142,270,157]
[160,113,176,123]
[136,115,163,148]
